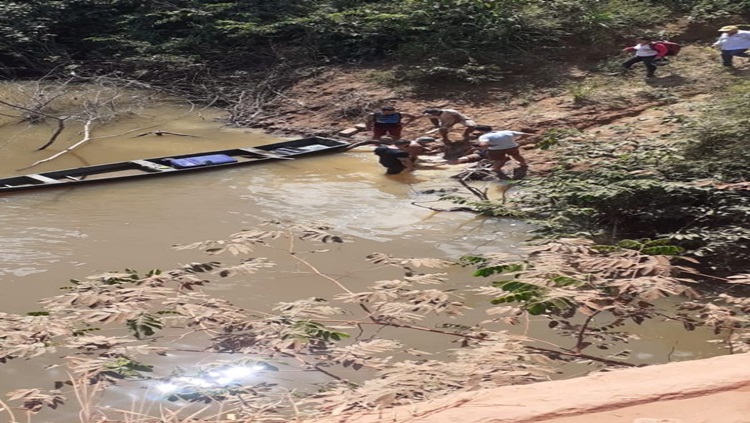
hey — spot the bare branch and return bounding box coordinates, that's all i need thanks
[133,130,200,138]
[20,118,96,170]
[458,177,489,201]
[36,117,69,150]
[0,98,62,122]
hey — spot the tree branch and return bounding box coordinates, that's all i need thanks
[525,346,638,368]
[575,311,600,353]
[457,177,488,201]
[36,117,69,150]
[20,118,96,170]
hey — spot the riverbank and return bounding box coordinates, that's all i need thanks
[307,353,750,423]
[252,42,750,274]
[269,42,750,423]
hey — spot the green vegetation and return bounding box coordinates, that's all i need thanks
[477,81,750,274]
[1,0,745,84]
[672,82,750,182]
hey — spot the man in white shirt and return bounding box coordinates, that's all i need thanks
[475,125,531,178]
[422,108,477,143]
[713,25,750,68]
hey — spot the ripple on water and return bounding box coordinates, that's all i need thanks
[236,171,532,256]
[0,212,87,276]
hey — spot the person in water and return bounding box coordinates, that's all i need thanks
[448,142,489,164]
[403,136,441,163]
[374,140,414,174]
[365,106,418,140]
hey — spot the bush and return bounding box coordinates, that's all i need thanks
[667,82,750,182]
[0,0,675,81]
[510,112,750,273]
[686,0,750,21]
[393,59,506,87]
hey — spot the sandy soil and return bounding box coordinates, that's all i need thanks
[539,387,750,423]
[306,353,750,423]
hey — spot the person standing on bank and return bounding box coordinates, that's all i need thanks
[422,108,477,144]
[475,125,532,178]
[365,106,418,141]
[713,25,750,68]
[374,140,414,175]
[622,36,668,78]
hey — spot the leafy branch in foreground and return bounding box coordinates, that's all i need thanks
[0,221,540,421]
[465,238,748,362]
[0,222,746,422]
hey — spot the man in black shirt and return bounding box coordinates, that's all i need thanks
[374,140,414,174]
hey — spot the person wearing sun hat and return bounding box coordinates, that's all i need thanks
[713,25,750,68]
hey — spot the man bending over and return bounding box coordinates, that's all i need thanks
[422,108,477,144]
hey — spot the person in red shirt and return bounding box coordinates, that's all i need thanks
[622,36,668,78]
[365,106,418,140]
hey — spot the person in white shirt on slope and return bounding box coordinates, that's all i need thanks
[622,36,668,78]
[713,25,750,68]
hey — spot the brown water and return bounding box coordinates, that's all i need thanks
[0,93,727,419]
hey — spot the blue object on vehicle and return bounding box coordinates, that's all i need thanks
[166,154,237,169]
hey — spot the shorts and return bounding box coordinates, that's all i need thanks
[487,147,520,160]
[373,125,403,139]
[442,119,477,129]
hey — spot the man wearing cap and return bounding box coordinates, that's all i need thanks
[713,25,750,68]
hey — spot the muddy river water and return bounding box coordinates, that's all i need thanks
[0,94,727,417]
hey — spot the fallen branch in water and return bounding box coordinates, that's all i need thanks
[4,74,219,167]
[18,95,217,170]
[36,116,70,150]
[20,118,96,170]
[526,346,639,368]
[133,130,200,138]
[457,177,489,201]
[411,201,476,213]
